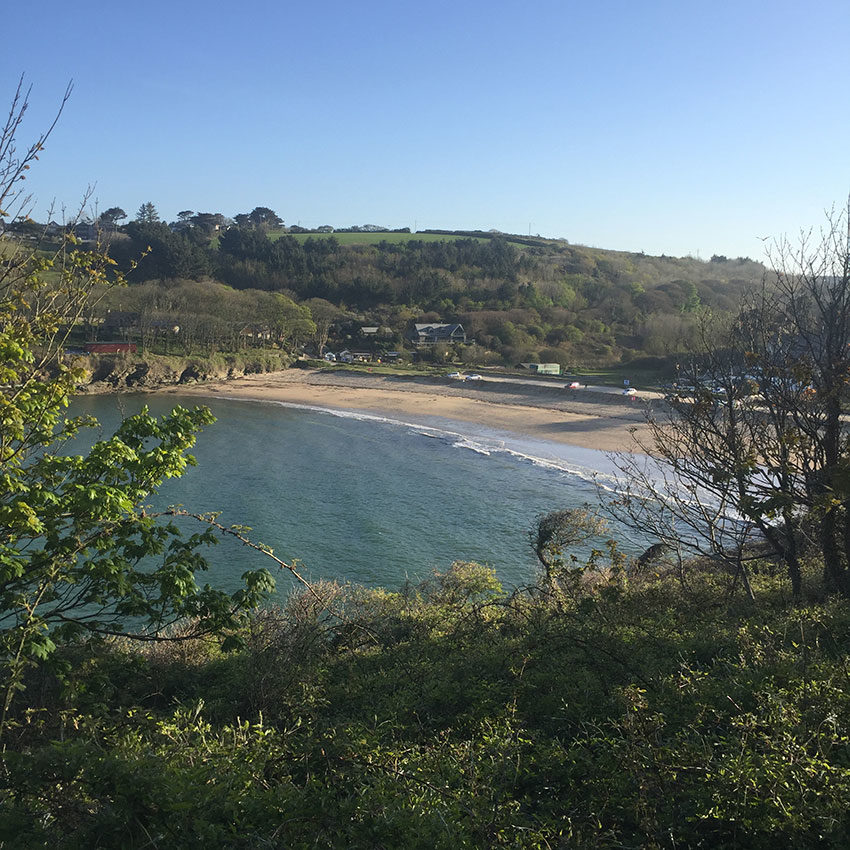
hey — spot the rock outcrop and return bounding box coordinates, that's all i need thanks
[75,352,292,393]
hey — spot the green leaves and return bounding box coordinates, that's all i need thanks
[8,569,850,847]
[0,239,274,736]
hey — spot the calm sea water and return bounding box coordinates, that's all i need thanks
[69,394,649,597]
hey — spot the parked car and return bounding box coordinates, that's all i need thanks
[464,373,483,381]
[623,387,637,396]
[445,371,463,379]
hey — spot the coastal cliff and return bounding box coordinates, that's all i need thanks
[76,351,293,393]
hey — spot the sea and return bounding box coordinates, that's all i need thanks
[68,393,652,598]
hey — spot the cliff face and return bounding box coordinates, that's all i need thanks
[76,351,293,393]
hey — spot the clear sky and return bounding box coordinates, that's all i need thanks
[5,0,849,259]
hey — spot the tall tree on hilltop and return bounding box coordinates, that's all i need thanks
[190,211,227,237]
[135,201,160,223]
[97,206,126,228]
[240,206,283,230]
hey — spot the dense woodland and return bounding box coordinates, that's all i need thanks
[81,206,766,367]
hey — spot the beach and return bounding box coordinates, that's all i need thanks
[167,368,661,455]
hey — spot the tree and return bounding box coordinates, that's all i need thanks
[611,302,808,599]
[247,206,283,229]
[120,220,211,280]
[135,201,160,223]
[267,293,316,348]
[0,77,71,225]
[97,206,126,228]
[0,84,274,737]
[304,298,345,355]
[758,204,850,594]
[530,508,610,582]
[232,207,282,231]
[189,211,226,238]
[611,202,850,599]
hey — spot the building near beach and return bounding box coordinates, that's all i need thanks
[521,362,561,375]
[408,323,467,346]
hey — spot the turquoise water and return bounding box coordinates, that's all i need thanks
[69,394,648,597]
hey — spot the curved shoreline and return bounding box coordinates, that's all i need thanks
[165,368,658,455]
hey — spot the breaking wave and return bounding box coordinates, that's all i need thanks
[223,397,626,491]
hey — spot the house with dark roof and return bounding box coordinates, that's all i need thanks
[408,323,466,346]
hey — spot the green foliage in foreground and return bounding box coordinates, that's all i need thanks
[4,562,850,848]
[0,241,277,735]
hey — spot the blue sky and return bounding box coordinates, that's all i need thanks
[5,0,849,259]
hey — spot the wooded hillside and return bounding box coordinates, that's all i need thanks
[99,220,764,367]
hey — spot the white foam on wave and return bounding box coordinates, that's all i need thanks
[212,395,746,555]
[214,395,626,490]
[451,438,492,456]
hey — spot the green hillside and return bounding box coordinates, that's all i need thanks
[101,220,764,370]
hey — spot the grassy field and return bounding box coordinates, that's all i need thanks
[566,363,674,390]
[271,231,493,246]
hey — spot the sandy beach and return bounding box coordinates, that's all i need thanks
[167,368,661,454]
